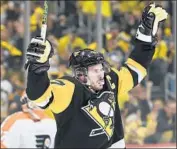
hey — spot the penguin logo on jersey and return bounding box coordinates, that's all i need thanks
[35,135,51,149]
[82,91,116,140]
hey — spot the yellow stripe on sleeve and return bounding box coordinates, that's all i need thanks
[32,85,53,108]
[32,79,75,114]
[125,58,147,82]
[49,79,75,114]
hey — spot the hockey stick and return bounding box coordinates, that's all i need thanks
[41,0,48,43]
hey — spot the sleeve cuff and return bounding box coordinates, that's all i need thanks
[136,28,152,43]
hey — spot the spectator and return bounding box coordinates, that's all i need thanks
[30,2,43,36]
[107,50,124,69]
[57,28,87,59]
[52,14,69,38]
[124,111,146,145]
[1,1,175,145]
[149,28,169,87]
[123,93,139,117]
[116,32,131,63]
[144,99,176,143]
[1,64,13,122]
[78,1,112,30]
[5,2,21,22]
[7,71,24,115]
[88,33,111,53]
[1,24,22,69]
[144,99,163,140]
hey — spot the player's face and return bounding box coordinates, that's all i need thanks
[87,63,105,91]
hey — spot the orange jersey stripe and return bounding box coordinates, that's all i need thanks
[1,112,28,131]
[1,110,51,131]
[0,142,7,148]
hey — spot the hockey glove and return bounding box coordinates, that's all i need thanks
[136,3,168,43]
[24,37,54,74]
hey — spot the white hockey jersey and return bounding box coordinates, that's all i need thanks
[1,109,56,148]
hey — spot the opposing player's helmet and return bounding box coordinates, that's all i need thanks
[69,48,110,84]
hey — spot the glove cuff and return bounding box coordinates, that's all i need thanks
[136,27,152,42]
[28,61,50,74]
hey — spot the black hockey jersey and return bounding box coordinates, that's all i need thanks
[26,40,155,148]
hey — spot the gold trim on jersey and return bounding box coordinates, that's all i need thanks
[32,86,52,107]
[49,79,75,114]
[32,79,75,114]
[125,58,147,80]
[111,58,147,95]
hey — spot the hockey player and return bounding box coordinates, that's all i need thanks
[24,3,168,148]
[1,93,56,148]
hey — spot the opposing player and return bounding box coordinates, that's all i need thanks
[1,93,56,148]
[25,3,168,148]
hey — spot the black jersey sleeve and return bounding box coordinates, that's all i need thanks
[107,39,155,96]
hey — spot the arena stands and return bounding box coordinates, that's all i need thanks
[1,1,176,146]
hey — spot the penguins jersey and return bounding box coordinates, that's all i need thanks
[1,110,57,148]
[27,55,147,148]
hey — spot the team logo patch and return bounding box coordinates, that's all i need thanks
[82,91,116,140]
[35,135,51,148]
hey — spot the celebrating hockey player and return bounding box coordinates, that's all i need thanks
[25,3,168,148]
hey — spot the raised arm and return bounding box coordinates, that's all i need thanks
[25,37,74,114]
[110,3,168,95]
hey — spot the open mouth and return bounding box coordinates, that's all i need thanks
[98,79,104,85]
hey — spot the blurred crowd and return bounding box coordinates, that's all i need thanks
[1,0,176,145]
